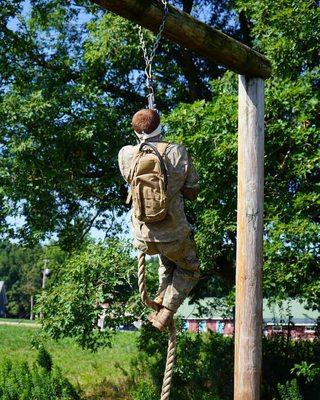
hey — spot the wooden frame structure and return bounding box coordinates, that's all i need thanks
[91,1,271,399]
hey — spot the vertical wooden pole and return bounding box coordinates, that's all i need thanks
[234,76,265,400]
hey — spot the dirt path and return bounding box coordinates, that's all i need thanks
[0,320,40,328]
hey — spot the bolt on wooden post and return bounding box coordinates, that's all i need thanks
[234,76,265,400]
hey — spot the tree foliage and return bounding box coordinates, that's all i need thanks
[165,0,320,308]
[36,239,138,350]
[0,240,65,317]
[0,0,318,322]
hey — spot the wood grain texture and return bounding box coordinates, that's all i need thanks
[234,76,264,400]
[92,0,272,79]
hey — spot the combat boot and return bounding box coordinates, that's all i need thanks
[154,290,165,307]
[147,310,158,323]
[147,301,162,324]
[147,291,165,323]
[152,307,174,331]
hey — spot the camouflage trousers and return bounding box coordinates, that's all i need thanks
[134,234,200,312]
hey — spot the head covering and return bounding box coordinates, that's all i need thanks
[134,123,162,142]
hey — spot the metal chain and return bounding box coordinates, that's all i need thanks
[137,0,169,109]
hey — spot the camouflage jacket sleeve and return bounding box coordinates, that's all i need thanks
[118,145,135,183]
[184,152,200,189]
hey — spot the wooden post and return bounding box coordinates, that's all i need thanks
[234,76,265,400]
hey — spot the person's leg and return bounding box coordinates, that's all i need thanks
[134,239,176,305]
[155,255,176,306]
[160,235,200,313]
[133,237,200,331]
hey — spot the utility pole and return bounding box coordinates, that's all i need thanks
[40,259,50,319]
[30,295,34,320]
[42,259,50,289]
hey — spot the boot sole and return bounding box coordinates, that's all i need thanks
[152,319,166,331]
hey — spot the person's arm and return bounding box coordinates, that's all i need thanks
[181,186,200,201]
[118,145,137,183]
[182,152,200,201]
[118,147,128,182]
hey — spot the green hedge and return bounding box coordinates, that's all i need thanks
[0,354,81,400]
[130,326,320,400]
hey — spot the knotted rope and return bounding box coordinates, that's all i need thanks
[138,251,177,400]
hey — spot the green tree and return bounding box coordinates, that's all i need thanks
[165,0,320,309]
[0,240,66,317]
[0,0,318,329]
[236,0,320,309]
[36,239,138,350]
[0,0,242,249]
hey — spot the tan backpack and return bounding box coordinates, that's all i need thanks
[128,142,169,223]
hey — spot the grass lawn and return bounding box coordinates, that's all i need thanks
[0,324,139,399]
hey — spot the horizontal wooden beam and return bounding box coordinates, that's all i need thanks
[92,0,271,79]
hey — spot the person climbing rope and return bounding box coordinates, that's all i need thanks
[118,108,200,331]
[116,5,199,399]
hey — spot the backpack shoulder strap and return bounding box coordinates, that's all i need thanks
[127,145,142,183]
[156,142,170,157]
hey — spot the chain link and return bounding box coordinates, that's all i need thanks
[137,0,169,109]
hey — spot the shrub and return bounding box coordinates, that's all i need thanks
[131,381,156,400]
[277,380,303,400]
[36,347,53,372]
[0,359,80,400]
[133,325,233,400]
[131,327,320,400]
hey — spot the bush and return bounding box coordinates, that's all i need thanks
[277,380,303,400]
[36,347,53,372]
[131,381,156,400]
[131,327,320,400]
[132,325,233,400]
[0,358,81,400]
[262,336,320,399]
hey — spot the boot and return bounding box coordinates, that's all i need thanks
[147,301,162,324]
[154,290,165,308]
[152,307,174,331]
[147,310,158,323]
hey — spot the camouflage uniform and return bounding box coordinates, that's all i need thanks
[118,140,200,312]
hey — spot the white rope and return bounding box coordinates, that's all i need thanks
[160,322,176,400]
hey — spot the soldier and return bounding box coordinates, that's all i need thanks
[118,109,200,331]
